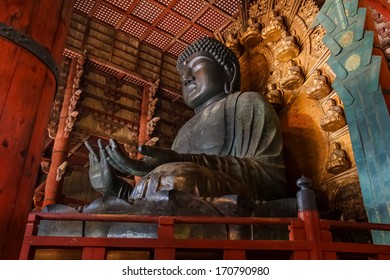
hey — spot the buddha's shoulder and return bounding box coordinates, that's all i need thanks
[231,91,268,104]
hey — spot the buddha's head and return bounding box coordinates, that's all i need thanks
[327,98,336,106]
[267,83,275,91]
[177,37,240,111]
[331,142,341,150]
[248,17,255,25]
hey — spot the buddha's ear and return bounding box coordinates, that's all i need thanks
[224,61,238,94]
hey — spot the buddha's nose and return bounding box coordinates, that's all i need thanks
[182,70,195,86]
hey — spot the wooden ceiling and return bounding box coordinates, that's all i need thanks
[72,0,241,57]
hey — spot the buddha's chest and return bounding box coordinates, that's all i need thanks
[172,102,226,155]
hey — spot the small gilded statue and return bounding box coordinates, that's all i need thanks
[265,83,283,112]
[273,32,300,62]
[225,33,241,58]
[320,98,347,132]
[261,10,286,42]
[280,60,304,90]
[239,17,262,47]
[325,142,350,174]
[306,69,331,100]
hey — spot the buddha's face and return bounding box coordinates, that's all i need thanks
[327,99,335,106]
[179,51,228,110]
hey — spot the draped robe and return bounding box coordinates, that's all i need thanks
[131,91,287,201]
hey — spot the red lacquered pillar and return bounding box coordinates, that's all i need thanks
[0,0,75,259]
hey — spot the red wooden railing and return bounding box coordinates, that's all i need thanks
[19,211,390,260]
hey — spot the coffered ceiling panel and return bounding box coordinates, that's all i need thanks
[172,0,207,19]
[93,4,123,26]
[156,12,187,35]
[74,0,96,14]
[131,0,164,24]
[119,17,149,38]
[73,0,241,57]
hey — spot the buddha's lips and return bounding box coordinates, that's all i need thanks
[185,83,197,94]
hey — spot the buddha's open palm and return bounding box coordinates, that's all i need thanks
[85,139,120,196]
[105,139,183,177]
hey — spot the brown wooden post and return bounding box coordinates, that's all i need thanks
[364,0,390,23]
[137,86,150,148]
[42,58,77,207]
[0,0,75,259]
[134,86,150,184]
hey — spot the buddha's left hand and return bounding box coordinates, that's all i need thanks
[106,139,183,176]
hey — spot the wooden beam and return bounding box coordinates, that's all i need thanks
[64,47,183,98]
[360,0,390,99]
[365,0,390,20]
[68,135,91,157]
[79,104,139,129]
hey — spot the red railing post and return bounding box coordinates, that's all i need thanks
[82,247,106,260]
[16,212,390,260]
[223,249,246,259]
[155,216,175,259]
[19,213,40,260]
[289,219,310,259]
[295,176,329,260]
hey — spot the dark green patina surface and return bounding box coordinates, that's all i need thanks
[312,0,390,244]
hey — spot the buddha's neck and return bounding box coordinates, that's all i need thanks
[194,92,226,114]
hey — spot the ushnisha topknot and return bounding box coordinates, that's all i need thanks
[176,36,240,92]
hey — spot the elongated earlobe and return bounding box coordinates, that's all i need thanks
[224,62,237,94]
[224,83,232,94]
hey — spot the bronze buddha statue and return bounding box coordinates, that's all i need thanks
[86,37,287,204]
[79,37,292,239]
